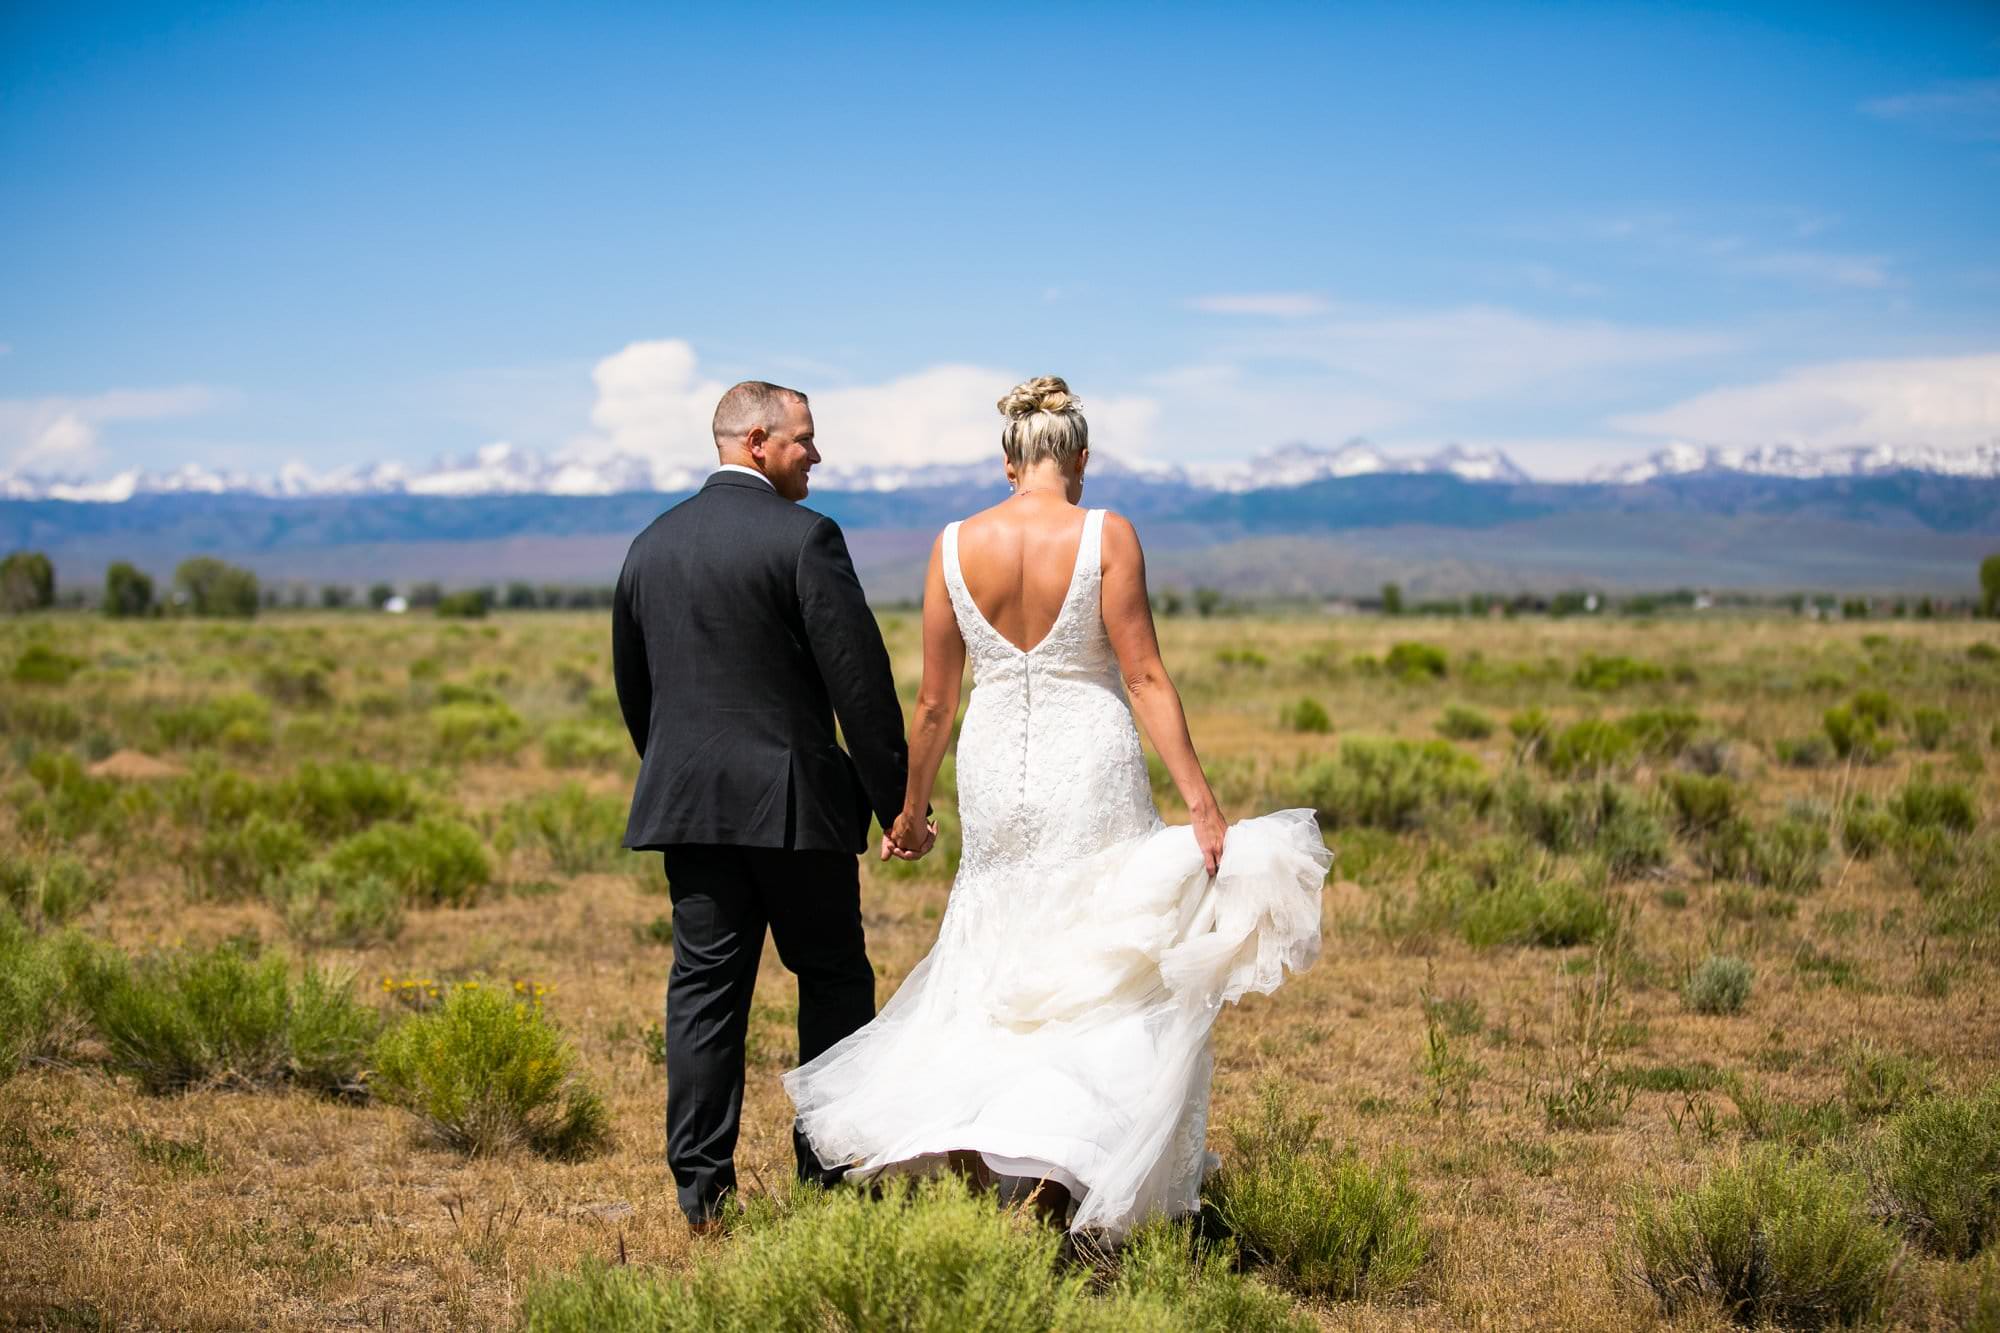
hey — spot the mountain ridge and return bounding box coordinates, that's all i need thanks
[9,438,1997,503]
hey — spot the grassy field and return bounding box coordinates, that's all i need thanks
[2,608,1998,1330]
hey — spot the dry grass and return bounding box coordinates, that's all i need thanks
[1,609,1996,1329]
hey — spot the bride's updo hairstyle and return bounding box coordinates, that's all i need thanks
[997,375,1088,472]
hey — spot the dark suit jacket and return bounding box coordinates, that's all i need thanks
[611,470,909,853]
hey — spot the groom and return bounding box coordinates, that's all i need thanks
[611,380,922,1228]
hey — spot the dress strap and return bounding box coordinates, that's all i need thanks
[1081,508,1107,577]
[942,520,964,592]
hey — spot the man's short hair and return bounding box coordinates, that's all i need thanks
[712,381,808,444]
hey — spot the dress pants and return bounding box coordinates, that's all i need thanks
[660,843,876,1225]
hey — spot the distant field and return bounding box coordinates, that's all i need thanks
[2,610,1997,1330]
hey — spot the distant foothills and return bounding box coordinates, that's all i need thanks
[3,440,1998,602]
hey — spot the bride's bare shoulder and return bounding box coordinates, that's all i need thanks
[957,501,1006,532]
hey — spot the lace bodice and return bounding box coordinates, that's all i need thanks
[941,508,1162,876]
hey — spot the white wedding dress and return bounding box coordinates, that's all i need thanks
[783,508,1331,1235]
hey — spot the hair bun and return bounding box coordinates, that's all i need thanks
[997,375,1079,420]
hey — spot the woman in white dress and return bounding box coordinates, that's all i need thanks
[783,376,1330,1237]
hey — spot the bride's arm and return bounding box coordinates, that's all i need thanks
[888,532,963,857]
[1100,513,1226,875]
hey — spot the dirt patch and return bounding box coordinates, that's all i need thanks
[87,749,188,782]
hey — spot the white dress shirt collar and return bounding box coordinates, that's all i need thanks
[712,463,774,489]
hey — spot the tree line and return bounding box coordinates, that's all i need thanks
[7,548,2000,620]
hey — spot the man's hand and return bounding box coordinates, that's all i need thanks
[880,811,938,861]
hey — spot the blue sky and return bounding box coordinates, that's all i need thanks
[2,1,1997,483]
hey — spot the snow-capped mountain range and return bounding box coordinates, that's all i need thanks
[1587,441,2000,485]
[3,438,1996,503]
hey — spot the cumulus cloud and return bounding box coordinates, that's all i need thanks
[560,340,1161,476]
[1610,352,2000,450]
[1187,292,1330,317]
[0,385,223,473]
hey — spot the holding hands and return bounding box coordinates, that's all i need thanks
[881,808,938,862]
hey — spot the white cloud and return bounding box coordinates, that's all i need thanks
[557,339,1161,477]
[1188,292,1330,317]
[1610,352,2000,450]
[1862,79,2000,143]
[817,365,1159,466]
[0,384,223,472]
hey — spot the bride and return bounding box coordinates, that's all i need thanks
[782,376,1330,1236]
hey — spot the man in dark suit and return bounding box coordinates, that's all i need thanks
[611,380,928,1228]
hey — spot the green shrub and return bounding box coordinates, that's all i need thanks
[1214,646,1268,669]
[1848,689,1899,728]
[541,722,628,772]
[1622,1145,1899,1328]
[1890,776,1977,835]
[155,692,273,749]
[1384,641,1447,681]
[1277,697,1331,734]
[1620,706,1702,758]
[86,939,377,1096]
[1841,799,1896,858]
[0,917,94,1079]
[430,701,526,761]
[1,852,106,929]
[1457,871,1612,949]
[519,1173,1307,1333]
[1684,810,1826,894]
[1097,1219,1314,1331]
[1286,738,1491,831]
[1775,735,1834,768]
[372,984,608,1159]
[1934,1251,2000,1331]
[1542,719,1637,778]
[1662,771,1738,834]
[1823,705,1893,763]
[1839,1043,1933,1118]
[1748,813,1831,894]
[1503,780,1667,879]
[1572,653,1665,691]
[281,760,421,837]
[255,658,335,708]
[1910,707,1951,751]
[266,862,404,947]
[1435,705,1493,740]
[189,811,311,899]
[1,694,84,742]
[1205,1085,1428,1301]
[325,816,491,908]
[12,643,84,685]
[498,782,627,875]
[1684,955,1753,1015]
[1508,706,1552,754]
[1869,1078,2000,1259]
[10,751,137,844]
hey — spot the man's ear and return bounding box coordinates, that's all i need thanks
[745,426,768,462]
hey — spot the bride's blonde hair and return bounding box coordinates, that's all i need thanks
[997,375,1087,472]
